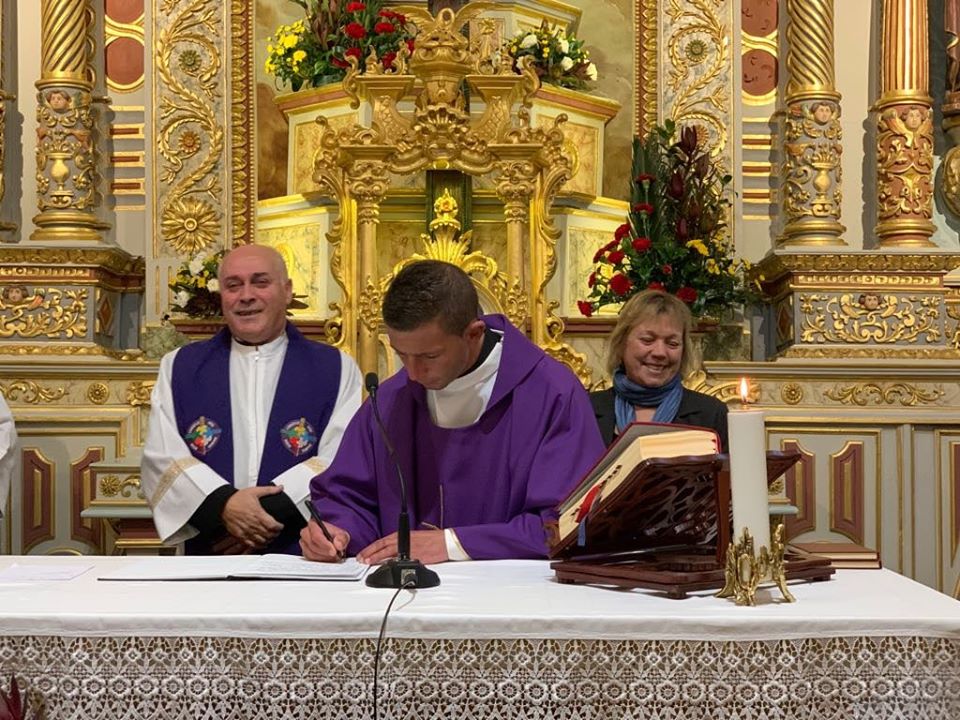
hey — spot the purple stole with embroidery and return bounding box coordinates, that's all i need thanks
[172,324,341,553]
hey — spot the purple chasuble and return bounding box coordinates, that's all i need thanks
[310,314,604,560]
[172,323,341,554]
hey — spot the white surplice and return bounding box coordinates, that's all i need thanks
[0,393,17,517]
[141,333,362,545]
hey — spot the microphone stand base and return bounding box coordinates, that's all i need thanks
[365,558,441,589]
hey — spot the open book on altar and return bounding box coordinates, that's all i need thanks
[548,422,722,557]
[98,555,369,582]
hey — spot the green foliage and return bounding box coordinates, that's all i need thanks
[265,0,417,91]
[505,21,597,91]
[579,120,757,318]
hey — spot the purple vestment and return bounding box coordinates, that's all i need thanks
[172,323,341,554]
[310,315,605,560]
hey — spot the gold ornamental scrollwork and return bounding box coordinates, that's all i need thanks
[99,474,142,498]
[155,0,225,256]
[0,287,87,339]
[875,102,934,245]
[35,88,98,213]
[664,0,730,162]
[125,380,154,406]
[824,382,945,406]
[799,292,940,345]
[0,381,67,404]
[310,3,584,380]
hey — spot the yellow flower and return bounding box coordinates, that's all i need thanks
[727,264,737,276]
[265,59,275,74]
[282,34,297,49]
[706,258,720,275]
[292,49,306,62]
[686,239,709,256]
[197,277,207,288]
[598,263,614,281]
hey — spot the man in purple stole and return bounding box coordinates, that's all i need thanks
[302,261,604,564]
[142,245,361,554]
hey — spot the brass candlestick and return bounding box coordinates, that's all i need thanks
[716,523,794,606]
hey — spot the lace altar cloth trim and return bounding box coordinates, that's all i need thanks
[2,635,958,719]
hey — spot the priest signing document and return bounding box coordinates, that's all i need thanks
[302,260,604,564]
[142,245,361,555]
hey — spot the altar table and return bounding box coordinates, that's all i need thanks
[0,556,957,719]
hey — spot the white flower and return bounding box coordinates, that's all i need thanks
[188,257,204,275]
[174,290,191,307]
[560,55,574,71]
[207,278,220,293]
[520,33,538,49]
[585,62,598,81]
[559,38,569,54]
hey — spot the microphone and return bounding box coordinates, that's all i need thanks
[363,372,440,589]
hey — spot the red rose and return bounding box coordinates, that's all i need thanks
[661,264,672,275]
[345,46,362,59]
[610,273,633,296]
[607,250,625,265]
[631,237,651,253]
[614,223,631,241]
[407,39,416,53]
[587,272,596,288]
[633,202,654,215]
[603,239,620,252]
[344,22,366,39]
[374,21,396,34]
[635,173,655,184]
[577,300,594,317]
[377,9,394,17]
[676,286,698,304]
[382,51,397,68]
[592,247,605,262]
[331,56,349,68]
[647,281,665,291]
[346,1,366,11]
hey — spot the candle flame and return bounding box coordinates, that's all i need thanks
[739,377,749,404]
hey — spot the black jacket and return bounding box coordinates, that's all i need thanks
[589,386,729,451]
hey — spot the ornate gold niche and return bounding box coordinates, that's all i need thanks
[310,2,589,383]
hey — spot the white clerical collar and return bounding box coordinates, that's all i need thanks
[427,329,503,426]
[231,331,288,358]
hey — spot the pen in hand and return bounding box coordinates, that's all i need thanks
[303,500,345,562]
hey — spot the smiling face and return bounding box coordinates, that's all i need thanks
[218,245,292,345]
[387,317,485,391]
[621,313,685,388]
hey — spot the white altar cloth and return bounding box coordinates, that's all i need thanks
[0,556,958,720]
[0,556,957,640]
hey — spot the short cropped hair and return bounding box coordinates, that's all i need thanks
[382,260,480,335]
[605,290,697,378]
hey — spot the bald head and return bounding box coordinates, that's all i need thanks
[218,244,293,345]
[219,244,289,284]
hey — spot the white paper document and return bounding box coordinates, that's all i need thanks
[0,563,93,582]
[98,555,368,582]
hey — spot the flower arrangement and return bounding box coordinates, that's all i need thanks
[1,675,41,720]
[578,120,755,319]
[505,21,597,91]
[168,250,224,319]
[265,0,417,91]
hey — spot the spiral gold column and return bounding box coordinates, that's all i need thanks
[779,0,846,246]
[32,0,105,242]
[874,0,935,247]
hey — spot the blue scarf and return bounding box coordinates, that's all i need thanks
[613,368,683,432]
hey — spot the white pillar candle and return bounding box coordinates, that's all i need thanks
[727,404,771,552]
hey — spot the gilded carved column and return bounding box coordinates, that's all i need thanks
[495,155,535,322]
[32,0,105,242]
[349,158,390,377]
[875,0,935,247]
[780,0,846,246]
